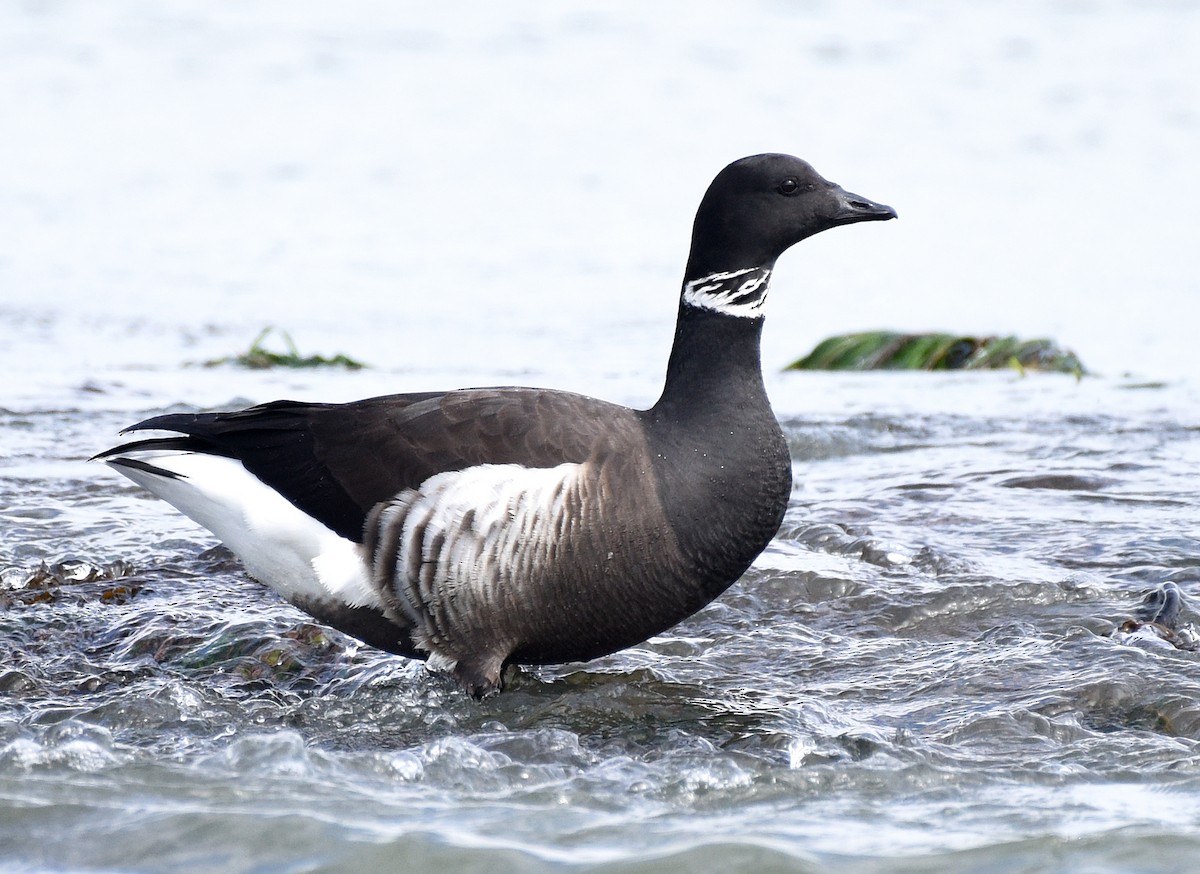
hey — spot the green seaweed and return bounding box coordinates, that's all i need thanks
[203,327,367,370]
[786,332,1085,377]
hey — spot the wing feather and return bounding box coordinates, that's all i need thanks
[109,388,635,541]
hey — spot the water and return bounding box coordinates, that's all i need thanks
[3,2,1200,872]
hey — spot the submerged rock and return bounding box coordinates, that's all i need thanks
[0,559,140,608]
[1112,582,1199,652]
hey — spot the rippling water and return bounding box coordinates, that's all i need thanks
[4,375,1200,872]
[4,2,1200,872]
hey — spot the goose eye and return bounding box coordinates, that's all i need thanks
[778,178,800,195]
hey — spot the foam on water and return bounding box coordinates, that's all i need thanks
[4,376,1200,871]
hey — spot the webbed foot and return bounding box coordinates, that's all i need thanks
[454,656,505,700]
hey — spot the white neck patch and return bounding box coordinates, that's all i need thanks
[682,267,772,319]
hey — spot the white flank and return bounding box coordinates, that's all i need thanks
[682,267,771,318]
[103,451,381,610]
[376,462,581,662]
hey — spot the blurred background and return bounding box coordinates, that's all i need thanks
[2,0,1197,410]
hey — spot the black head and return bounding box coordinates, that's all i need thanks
[684,153,896,279]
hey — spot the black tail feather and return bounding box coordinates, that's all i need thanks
[96,403,368,541]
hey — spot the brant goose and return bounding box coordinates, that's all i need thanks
[96,154,896,697]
